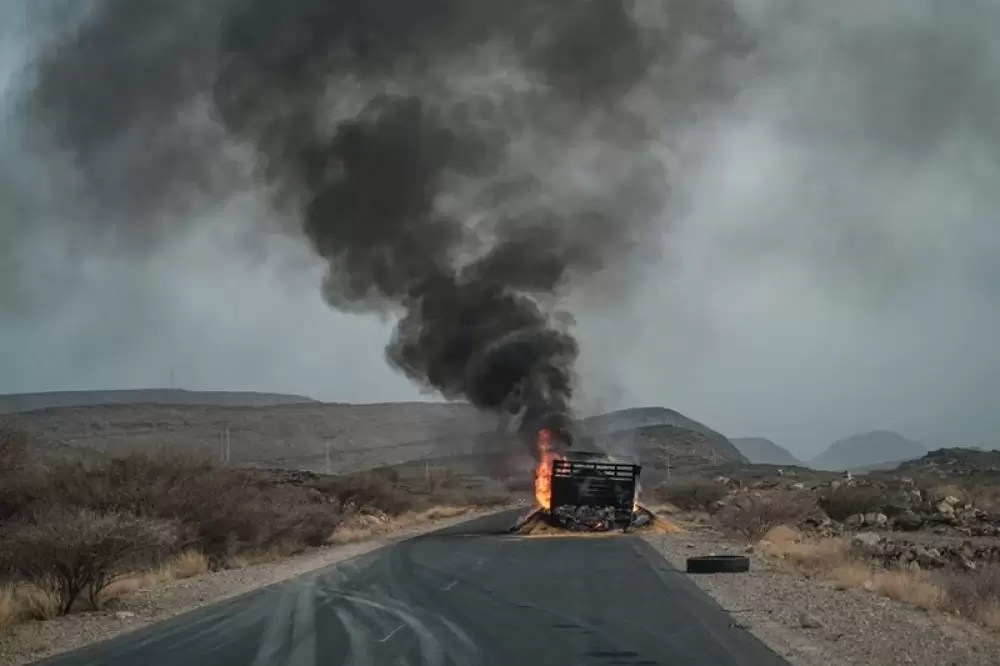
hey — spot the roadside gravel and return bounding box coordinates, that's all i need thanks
[644,524,1000,666]
[0,507,505,666]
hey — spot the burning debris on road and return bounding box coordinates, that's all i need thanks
[513,426,672,535]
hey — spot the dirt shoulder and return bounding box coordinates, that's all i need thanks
[0,506,507,666]
[644,523,1000,666]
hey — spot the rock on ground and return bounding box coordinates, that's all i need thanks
[644,526,1000,666]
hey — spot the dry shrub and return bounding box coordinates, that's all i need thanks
[819,485,892,521]
[653,479,727,512]
[0,508,176,613]
[7,454,344,566]
[830,562,874,590]
[0,583,59,632]
[763,524,801,544]
[941,565,1000,629]
[329,506,477,545]
[826,562,947,611]
[0,424,30,473]
[717,491,814,542]
[318,469,417,515]
[166,550,209,580]
[872,569,947,611]
[766,537,849,575]
[957,483,1000,513]
[978,603,1000,631]
[929,484,966,504]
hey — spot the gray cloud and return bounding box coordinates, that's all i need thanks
[3,0,1000,458]
[579,0,1000,455]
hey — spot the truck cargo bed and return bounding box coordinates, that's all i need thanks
[550,454,641,528]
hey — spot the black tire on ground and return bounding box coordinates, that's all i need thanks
[685,555,750,574]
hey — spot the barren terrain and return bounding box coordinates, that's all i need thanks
[645,521,1000,666]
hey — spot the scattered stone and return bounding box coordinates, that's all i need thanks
[113,611,135,620]
[936,501,956,517]
[894,510,923,531]
[916,548,946,569]
[844,514,864,530]
[852,532,882,549]
[799,612,824,629]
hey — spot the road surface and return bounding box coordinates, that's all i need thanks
[36,510,789,666]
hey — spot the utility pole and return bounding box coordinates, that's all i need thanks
[666,453,671,479]
[225,427,231,464]
[324,440,331,475]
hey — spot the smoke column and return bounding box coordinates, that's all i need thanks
[19,0,748,443]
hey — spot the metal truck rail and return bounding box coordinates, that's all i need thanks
[550,455,641,528]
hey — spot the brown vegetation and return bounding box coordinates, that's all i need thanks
[715,491,815,542]
[652,478,728,511]
[0,422,511,633]
[819,485,893,521]
[763,527,1000,631]
[1,508,176,613]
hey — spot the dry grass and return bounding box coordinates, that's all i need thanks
[328,506,473,545]
[940,565,1000,631]
[0,583,60,633]
[764,536,992,627]
[763,524,801,544]
[653,479,727,512]
[830,562,874,590]
[766,536,850,575]
[872,569,947,611]
[98,551,211,605]
[976,603,1000,630]
[166,550,210,580]
[716,491,815,543]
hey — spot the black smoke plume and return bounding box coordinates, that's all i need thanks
[20,0,748,443]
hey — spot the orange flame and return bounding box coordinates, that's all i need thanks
[633,481,641,514]
[534,429,556,510]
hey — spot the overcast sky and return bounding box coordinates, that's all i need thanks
[2,0,1000,458]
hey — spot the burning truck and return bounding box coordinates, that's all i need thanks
[515,426,650,533]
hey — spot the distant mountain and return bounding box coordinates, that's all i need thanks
[896,448,1000,477]
[0,389,318,413]
[578,407,748,480]
[731,437,802,466]
[809,430,925,471]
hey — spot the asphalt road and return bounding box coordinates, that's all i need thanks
[36,510,789,666]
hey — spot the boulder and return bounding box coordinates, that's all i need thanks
[852,532,882,550]
[935,501,955,517]
[915,547,946,569]
[844,514,864,530]
[893,510,923,531]
[799,612,824,629]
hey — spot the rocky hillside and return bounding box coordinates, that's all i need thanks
[578,407,748,482]
[896,447,1000,478]
[810,430,925,471]
[7,397,746,483]
[0,389,317,413]
[731,437,802,466]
